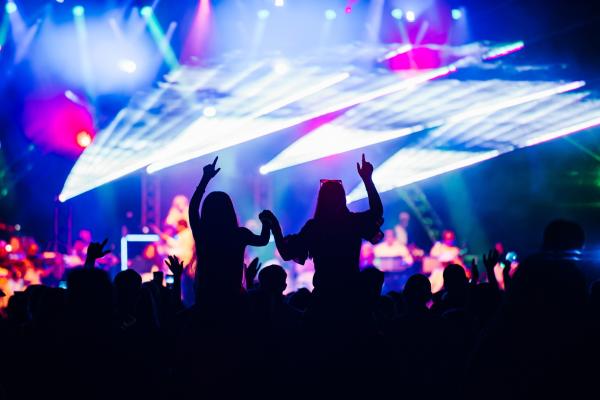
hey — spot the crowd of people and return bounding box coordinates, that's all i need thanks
[1,154,599,400]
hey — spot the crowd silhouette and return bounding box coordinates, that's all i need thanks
[1,154,599,400]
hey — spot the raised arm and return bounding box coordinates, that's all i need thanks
[483,249,500,290]
[84,239,110,269]
[189,157,220,239]
[165,255,184,308]
[260,210,292,261]
[242,217,271,247]
[357,154,383,218]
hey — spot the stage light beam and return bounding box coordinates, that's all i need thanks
[142,7,180,71]
[72,4,95,98]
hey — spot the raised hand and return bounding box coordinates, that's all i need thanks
[356,153,374,181]
[469,258,480,284]
[85,239,111,268]
[165,255,184,277]
[201,156,221,183]
[501,258,512,290]
[244,257,262,289]
[259,210,276,226]
[482,249,500,287]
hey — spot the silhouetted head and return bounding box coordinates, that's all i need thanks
[201,191,238,234]
[7,291,28,323]
[359,267,385,304]
[542,219,585,252]
[443,264,467,292]
[67,268,113,324]
[114,269,142,305]
[314,180,349,221]
[508,256,587,315]
[258,265,287,295]
[288,288,312,311]
[403,274,432,307]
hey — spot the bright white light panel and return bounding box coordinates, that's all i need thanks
[60,42,499,201]
[259,80,588,173]
[346,95,600,202]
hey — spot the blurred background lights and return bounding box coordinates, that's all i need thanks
[5,1,17,14]
[451,8,463,20]
[257,9,270,19]
[72,5,85,17]
[391,8,403,20]
[325,9,337,20]
[405,10,416,22]
[203,106,216,118]
[140,6,153,17]
[76,130,92,148]
[273,60,290,75]
[274,0,284,7]
[118,59,137,74]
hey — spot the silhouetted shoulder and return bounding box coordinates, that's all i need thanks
[351,210,384,244]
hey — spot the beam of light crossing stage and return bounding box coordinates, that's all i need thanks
[72,6,95,98]
[0,12,9,49]
[181,0,211,63]
[482,41,524,60]
[146,71,352,173]
[259,80,585,174]
[524,115,600,147]
[15,17,41,63]
[58,42,551,201]
[346,98,600,202]
[141,6,179,71]
[146,63,460,174]
[80,41,505,158]
[347,149,501,203]
[60,63,346,200]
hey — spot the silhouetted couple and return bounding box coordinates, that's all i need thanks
[188,154,384,304]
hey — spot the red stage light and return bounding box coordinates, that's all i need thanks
[76,130,92,148]
[345,6,352,13]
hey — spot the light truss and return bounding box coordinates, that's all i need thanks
[59,41,521,201]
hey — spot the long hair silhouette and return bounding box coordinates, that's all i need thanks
[314,181,349,222]
[200,191,238,238]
